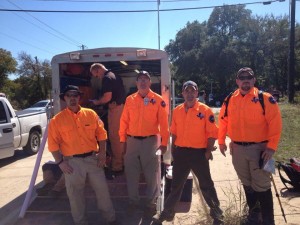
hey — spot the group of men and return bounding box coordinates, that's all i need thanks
[47,66,282,225]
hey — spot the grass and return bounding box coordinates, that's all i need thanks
[276,98,300,161]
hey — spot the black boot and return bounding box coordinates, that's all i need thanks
[201,187,224,224]
[243,185,261,225]
[257,189,275,225]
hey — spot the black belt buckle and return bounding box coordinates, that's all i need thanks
[73,151,93,158]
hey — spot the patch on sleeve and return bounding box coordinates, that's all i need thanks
[209,115,215,123]
[269,96,277,104]
[161,100,166,108]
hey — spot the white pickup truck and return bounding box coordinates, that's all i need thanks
[0,97,48,159]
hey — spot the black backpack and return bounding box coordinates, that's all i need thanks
[221,90,265,119]
[277,161,300,191]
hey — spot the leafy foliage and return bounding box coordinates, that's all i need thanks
[0,48,17,90]
[165,5,299,104]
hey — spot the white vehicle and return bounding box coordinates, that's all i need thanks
[51,47,171,116]
[0,97,48,159]
[23,99,54,118]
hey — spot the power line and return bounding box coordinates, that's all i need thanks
[0,1,286,13]
[32,0,208,2]
[6,0,83,47]
[0,32,56,55]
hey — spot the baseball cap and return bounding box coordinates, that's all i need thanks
[182,81,198,90]
[136,70,151,80]
[236,67,254,78]
[59,85,83,101]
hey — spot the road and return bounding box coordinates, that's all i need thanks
[0,146,53,225]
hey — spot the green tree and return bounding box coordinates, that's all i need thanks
[15,52,52,108]
[165,5,295,103]
[0,48,17,90]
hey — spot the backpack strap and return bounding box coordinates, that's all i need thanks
[258,90,265,115]
[221,92,233,119]
[222,90,265,119]
[277,162,292,190]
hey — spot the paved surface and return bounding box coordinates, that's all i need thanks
[1,138,300,225]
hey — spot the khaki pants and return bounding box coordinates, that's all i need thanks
[64,156,115,225]
[124,135,159,205]
[108,103,124,171]
[231,142,271,192]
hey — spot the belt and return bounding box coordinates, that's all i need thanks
[73,151,94,158]
[127,135,156,140]
[176,146,206,151]
[233,140,268,146]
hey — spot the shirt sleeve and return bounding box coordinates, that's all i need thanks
[218,104,228,145]
[205,107,218,140]
[94,111,108,141]
[47,117,61,152]
[264,93,282,150]
[119,98,130,142]
[158,100,170,146]
[170,109,177,136]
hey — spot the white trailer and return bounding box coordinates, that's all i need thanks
[51,47,171,117]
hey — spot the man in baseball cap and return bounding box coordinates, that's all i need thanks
[182,80,198,90]
[59,85,83,101]
[136,70,151,80]
[236,67,254,78]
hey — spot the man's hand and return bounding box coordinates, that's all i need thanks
[261,148,275,162]
[205,150,213,160]
[96,153,106,168]
[157,145,167,155]
[59,161,73,174]
[219,144,227,157]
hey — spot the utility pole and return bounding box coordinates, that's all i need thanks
[288,0,296,103]
[79,44,87,50]
[157,0,161,50]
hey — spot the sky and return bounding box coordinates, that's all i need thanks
[0,0,299,74]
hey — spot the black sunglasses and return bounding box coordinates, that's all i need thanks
[238,75,254,81]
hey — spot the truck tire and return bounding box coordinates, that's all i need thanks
[23,130,41,155]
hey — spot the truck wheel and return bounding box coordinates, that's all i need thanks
[23,131,41,155]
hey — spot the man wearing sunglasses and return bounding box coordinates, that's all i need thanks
[48,85,117,225]
[218,68,282,225]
